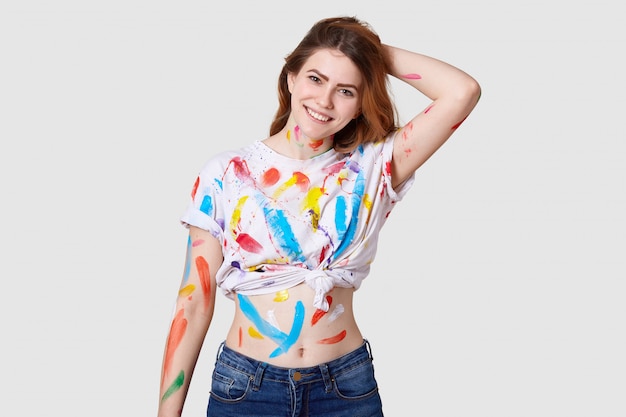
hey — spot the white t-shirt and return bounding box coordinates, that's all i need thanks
[180,135,414,311]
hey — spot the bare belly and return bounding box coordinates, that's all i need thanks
[225,283,363,368]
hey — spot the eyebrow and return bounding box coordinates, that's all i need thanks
[307,69,359,90]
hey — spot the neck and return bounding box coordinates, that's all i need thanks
[266,124,334,160]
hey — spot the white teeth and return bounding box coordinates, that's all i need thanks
[306,107,330,122]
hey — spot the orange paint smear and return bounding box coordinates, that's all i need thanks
[311,295,332,325]
[162,308,188,387]
[317,329,347,344]
[195,256,211,310]
[262,167,281,186]
[191,176,200,199]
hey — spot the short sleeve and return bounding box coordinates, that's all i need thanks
[381,132,416,202]
[179,157,228,244]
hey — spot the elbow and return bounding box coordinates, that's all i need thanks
[463,77,482,107]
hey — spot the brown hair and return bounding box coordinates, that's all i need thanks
[269,16,398,152]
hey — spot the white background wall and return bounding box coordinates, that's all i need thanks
[1,1,624,416]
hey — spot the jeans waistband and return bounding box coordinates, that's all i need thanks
[215,339,373,390]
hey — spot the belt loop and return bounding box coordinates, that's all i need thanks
[364,338,373,361]
[319,363,333,393]
[252,362,267,391]
[216,341,225,361]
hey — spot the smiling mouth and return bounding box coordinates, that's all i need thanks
[305,106,332,122]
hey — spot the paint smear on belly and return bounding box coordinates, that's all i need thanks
[317,330,347,344]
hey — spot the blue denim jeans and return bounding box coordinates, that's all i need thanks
[206,340,384,417]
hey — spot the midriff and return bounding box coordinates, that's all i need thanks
[225,283,363,368]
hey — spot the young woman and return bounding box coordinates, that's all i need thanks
[157,16,481,417]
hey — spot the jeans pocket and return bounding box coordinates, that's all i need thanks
[210,361,253,402]
[332,359,379,400]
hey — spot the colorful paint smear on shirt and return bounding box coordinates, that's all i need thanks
[262,167,281,187]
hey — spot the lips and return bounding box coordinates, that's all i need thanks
[305,106,332,122]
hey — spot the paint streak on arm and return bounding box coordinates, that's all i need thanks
[195,256,211,310]
[161,309,188,387]
[161,370,185,401]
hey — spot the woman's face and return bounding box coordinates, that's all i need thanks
[287,48,362,140]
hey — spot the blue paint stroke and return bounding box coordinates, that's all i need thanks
[237,294,305,358]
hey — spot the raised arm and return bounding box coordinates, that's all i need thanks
[386,45,481,188]
[157,226,223,417]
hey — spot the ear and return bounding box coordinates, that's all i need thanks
[353,109,361,119]
[287,72,295,93]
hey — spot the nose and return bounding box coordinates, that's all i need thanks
[316,88,334,109]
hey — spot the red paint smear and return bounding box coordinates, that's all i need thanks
[451,115,468,130]
[318,245,329,265]
[238,326,243,347]
[324,161,345,175]
[403,73,422,80]
[228,156,253,182]
[192,239,204,247]
[317,329,347,344]
[236,233,263,253]
[162,308,188,387]
[311,296,332,325]
[424,104,434,114]
[195,256,211,310]
[292,172,310,191]
[309,138,325,151]
[191,176,200,199]
[262,168,280,186]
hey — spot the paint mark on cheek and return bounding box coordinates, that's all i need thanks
[317,330,347,344]
[161,370,185,401]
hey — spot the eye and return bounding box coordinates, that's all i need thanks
[339,88,355,97]
[308,75,321,83]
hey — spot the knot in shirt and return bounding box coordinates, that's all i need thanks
[304,270,335,312]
